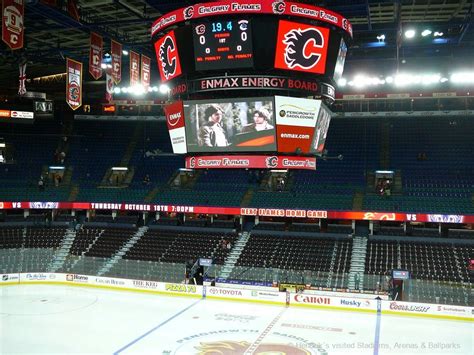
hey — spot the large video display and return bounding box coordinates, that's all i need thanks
[193,19,254,71]
[184,97,276,153]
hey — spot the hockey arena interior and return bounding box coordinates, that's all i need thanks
[0,1,473,354]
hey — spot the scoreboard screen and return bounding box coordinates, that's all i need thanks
[193,19,253,71]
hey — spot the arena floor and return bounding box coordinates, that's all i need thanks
[0,285,472,354]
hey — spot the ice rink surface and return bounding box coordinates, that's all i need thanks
[0,285,472,354]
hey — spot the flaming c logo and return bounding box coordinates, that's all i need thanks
[265,156,278,168]
[159,35,177,80]
[283,28,325,70]
[183,6,194,20]
[272,1,285,14]
[189,157,196,169]
[196,341,310,355]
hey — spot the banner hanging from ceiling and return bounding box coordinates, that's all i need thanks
[111,40,122,84]
[89,32,103,80]
[2,0,25,50]
[129,51,140,87]
[141,55,151,91]
[105,73,114,103]
[66,58,82,110]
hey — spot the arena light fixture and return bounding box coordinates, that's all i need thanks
[113,87,121,94]
[404,29,416,39]
[131,85,145,96]
[440,77,449,83]
[385,76,394,84]
[122,50,129,56]
[337,78,347,87]
[433,32,444,37]
[100,63,107,69]
[376,34,386,42]
[159,84,170,94]
[421,29,432,37]
[450,72,474,84]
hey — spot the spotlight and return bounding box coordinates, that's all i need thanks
[440,77,449,83]
[376,34,386,42]
[404,29,416,39]
[433,32,444,37]
[104,52,111,58]
[385,76,394,84]
[122,50,129,56]
[159,84,170,94]
[421,29,432,37]
[100,63,107,69]
[338,78,347,87]
[113,87,121,94]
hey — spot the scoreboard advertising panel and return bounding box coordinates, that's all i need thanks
[165,96,331,156]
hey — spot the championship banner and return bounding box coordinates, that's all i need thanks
[105,73,114,103]
[111,40,122,84]
[185,155,316,170]
[89,32,103,80]
[2,0,25,50]
[66,58,82,110]
[129,51,140,87]
[151,1,352,39]
[141,55,151,91]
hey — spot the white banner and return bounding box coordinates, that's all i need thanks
[1,273,19,283]
[207,286,286,304]
[274,96,321,127]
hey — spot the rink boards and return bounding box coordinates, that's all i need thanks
[1,272,472,322]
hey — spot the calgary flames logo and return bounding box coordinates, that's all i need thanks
[283,28,325,70]
[272,1,286,14]
[183,6,194,20]
[265,156,278,168]
[189,157,196,169]
[159,35,177,80]
[196,341,311,355]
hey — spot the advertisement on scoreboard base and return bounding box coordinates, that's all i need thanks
[185,155,316,170]
[275,96,321,153]
[164,101,187,154]
[184,97,276,153]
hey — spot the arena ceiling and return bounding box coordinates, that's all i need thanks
[0,0,472,97]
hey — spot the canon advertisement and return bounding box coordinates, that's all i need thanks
[184,97,276,153]
[275,96,322,153]
[164,101,187,154]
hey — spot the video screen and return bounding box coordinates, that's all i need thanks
[333,38,347,83]
[193,19,253,71]
[184,97,276,153]
[311,103,332,154]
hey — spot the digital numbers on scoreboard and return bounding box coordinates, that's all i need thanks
[193,19,253,71]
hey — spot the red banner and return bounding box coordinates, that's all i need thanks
[141,55,151,91]
[185,155,316,170]
[151,1,352,39]
[2,0,25,50]
[89,32,103,80]
[111,40,122,84]
[0,201,473,223]
[66,58,82,111]
[129,51,140,87]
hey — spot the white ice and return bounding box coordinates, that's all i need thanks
[0,285,472,354]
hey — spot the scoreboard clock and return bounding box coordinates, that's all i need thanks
[193,19,253,71]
